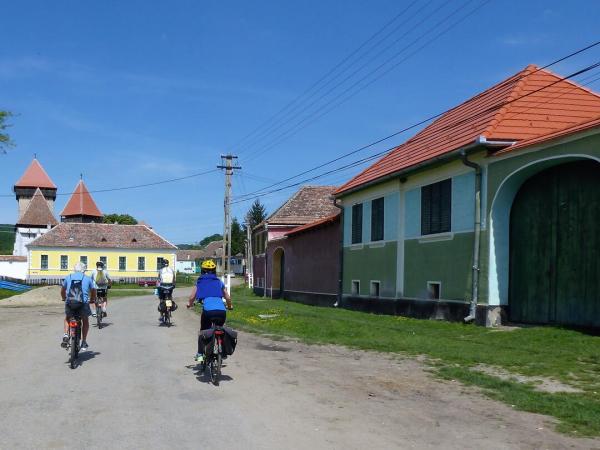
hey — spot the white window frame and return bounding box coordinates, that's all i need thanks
[370,280,381,297]
[351,280,360,296]
[427,281,442,300]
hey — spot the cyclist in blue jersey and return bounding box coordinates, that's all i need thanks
[187,259,232,363]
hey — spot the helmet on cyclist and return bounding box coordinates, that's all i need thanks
[162,259,170,267]
[201,260,217,270]
[96,261,104,269]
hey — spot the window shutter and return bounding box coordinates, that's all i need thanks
[351,204,363,244]
[421,179,452,235]
[371,197,384,241]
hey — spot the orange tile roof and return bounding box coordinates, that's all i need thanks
[336,65,600,195]
[495,116,600,155]
[16,188,58,227]
[14,159,57,189]
[60,180,103,218]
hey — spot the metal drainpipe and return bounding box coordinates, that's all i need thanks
[333,199,344,307]
[460,149,482,323]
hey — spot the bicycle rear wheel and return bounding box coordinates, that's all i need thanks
[70,336,77,369]
[97,309,102,329]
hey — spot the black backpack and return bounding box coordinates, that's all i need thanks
[66,275,85,304]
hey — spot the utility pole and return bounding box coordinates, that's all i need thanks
[217,154,241,294]
[245,216,253,289]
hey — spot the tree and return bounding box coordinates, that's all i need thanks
[231,217,245,255]
[103,213,138,225]
[199,233,222,247]
[246,199,267,230]
[0,111,14,154]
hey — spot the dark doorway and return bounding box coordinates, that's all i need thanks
[509,160,600,327]
[272,248,285,299]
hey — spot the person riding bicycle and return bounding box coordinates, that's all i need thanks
[90,261,112,318]
[157,259,176,322]
[61,262,96,350]
[187,259,232,363]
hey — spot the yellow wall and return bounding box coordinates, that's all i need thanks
[28,248,176,278]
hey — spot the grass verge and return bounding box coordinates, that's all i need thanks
[226,286,600,436]
[0,289,16,300]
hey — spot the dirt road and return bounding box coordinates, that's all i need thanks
[1,291,598,449]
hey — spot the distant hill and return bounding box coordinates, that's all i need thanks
[177,243,203,250]
[0,224,15,255]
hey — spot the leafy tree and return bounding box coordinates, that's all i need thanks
[0,111,14,154]
[199,233,222,247]
[103,213,138,225]
[246,199,267,230]
[231,217,245,255]
[177,243,203,249]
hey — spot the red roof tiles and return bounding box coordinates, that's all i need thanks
[336,65,600,195]
[29,223,177,249]
[267,186,339,225]
[16,188,58,227]
[60,180,102,218]
[14,159,57,189]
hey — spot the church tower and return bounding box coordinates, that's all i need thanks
[12,159,58,256]
[60,179,103,223]
[13,158,57,221]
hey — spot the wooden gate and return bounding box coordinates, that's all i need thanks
[509,160,600,327]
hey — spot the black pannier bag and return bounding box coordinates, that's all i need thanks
[200,327,237,356]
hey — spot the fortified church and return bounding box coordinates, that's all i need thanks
[0,158,177,282]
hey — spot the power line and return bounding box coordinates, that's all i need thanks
[0,168,219,198]
[229,0,423,152]
[241,0,488,162]
[232,42,600,201]
[235,0,436,155]
[232,60,600,205]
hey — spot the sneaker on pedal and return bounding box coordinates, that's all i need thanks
[92,312,97,317]
[81,341,89,350]
[61,334,69,348]
[195,353,205,363]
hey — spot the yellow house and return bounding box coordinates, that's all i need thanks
[27,222,177,282]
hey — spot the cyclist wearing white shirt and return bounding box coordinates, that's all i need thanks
[90,261,112,317]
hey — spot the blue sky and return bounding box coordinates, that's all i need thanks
[1,0,599,243]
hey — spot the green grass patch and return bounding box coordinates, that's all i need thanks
[226,286,600,436]
[0,289,16,300]
[109,289,154,298]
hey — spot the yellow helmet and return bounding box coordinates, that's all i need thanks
[201,259,217,270]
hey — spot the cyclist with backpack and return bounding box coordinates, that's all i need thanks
[186,259,233,363]
[60,262,96,350]
[90,261,112,318]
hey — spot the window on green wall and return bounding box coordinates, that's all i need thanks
[421,179,451,235]
[41,254,48,270]
[138,256,145,271]
[60,255,68,270]
[119,256,126,271]
[371,197,384,241]
[351,203,363,244]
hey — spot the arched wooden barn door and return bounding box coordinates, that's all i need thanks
[509,160,600,327]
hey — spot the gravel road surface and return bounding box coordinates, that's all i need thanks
[1,290,598,450]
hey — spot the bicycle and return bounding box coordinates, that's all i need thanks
[95,289,107,329]
[200,318,235,386]
[159,285,175,327]
[66,313,82,369]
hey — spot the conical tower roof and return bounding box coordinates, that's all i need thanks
[60,180,102,218]
[14,159,57,189]
[16,188,58,227]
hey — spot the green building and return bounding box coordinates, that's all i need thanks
[334,64,600,328]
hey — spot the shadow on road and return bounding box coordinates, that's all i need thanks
[65,351,101,368]
[95,322,112,328]
[186,363,234,384]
